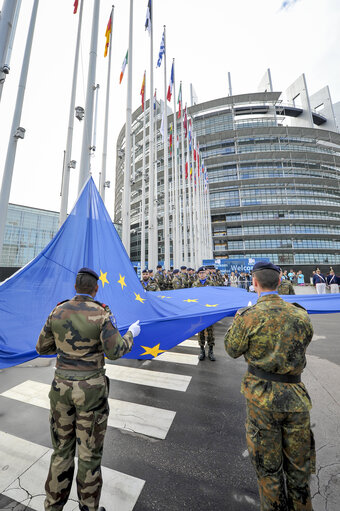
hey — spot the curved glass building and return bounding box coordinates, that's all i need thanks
[115,71,340,267]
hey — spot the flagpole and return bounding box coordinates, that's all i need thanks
[0,0,20,103]
[100,6,114,202]
[78,0,100,192]
[186,117,193,265]
[162,26,169,270]
[170,131,175,266]
[172,59,180,267]
[154,90,158,267]
[180,89,187,264]
[191,130,198,268]
[141,91,147,270]
[0,0,39,260]
[207,172,213,258]
[59,0,84,226]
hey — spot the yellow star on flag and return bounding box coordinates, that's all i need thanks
[117,274,127,290]
[205,304,218,307]
[183,298,198,303]
[140,343,166,358]
[99,270,109,288]
[134,292,146,303]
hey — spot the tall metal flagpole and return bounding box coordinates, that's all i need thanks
[154,90,158,266]
[59,0,84,226]
[172,60,179,267]
[121,0,134,254]
[147,1,155,270]
[0,0,39,260]
[162,26,169,270]
[78,0,100,193]
[141,93,147,270]
[0,0,20,103]
[180,92,187,264]
[186,117,193,265]
[100,6,114,202]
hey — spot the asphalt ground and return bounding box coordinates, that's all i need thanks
[0,312,339,510]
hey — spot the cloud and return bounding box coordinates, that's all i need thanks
[280,0,300,9]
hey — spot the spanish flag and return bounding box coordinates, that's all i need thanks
[104,12,112,57]
[140,71,146,112]
[73,0,79,14]
[119,50,128,84]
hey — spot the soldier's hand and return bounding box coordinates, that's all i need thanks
[128,320,141,337]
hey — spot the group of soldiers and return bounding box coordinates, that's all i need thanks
[140,264,225,291]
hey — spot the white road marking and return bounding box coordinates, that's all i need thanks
[155,352,199,366]
[1,381,176,440]
[105,364,191,392]
[178,340,199,348]
[242,449,249,458]
[312,335,326,341]
[0,431,145,511]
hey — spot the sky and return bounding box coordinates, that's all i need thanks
[0,0,340,221]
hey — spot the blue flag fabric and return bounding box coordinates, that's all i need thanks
[0,178,339,369]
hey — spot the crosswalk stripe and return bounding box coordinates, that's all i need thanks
[178,340,199,348]
[1,380,176,440]
[155,352,199,365]
[105,364,191,392]
[0,431,145,511]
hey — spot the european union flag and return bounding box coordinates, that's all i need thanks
[0,178,339,368]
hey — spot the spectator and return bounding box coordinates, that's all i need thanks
[297,270,305,285]
[230,271,238,287]
[288,269,295,282]
[327,269,339,294]
[313,269,326,294]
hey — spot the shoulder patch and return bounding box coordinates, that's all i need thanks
[109,313,117,329]
[291,302,307,312]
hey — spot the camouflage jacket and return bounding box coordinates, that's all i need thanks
[140,278,160,291]
[192,278,213,288]
[224,294,313,412]
[278,280,295,295]
[36,295,133,374]
[180,273,189,288]
[172,276,183,289]
[154,271,165,290]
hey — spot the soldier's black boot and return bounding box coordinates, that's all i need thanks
[98,507,106,511]
[208,346,216,361]
[199,347,206,360]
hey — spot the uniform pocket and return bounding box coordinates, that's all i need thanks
[87,405,109,452]
[49,411,60,449]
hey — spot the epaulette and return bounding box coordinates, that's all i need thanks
[57,299,70,306]
[236,304,255,316]
[291,302,307,312]
[94,300,111,312]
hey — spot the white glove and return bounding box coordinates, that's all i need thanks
[128,320,141,338]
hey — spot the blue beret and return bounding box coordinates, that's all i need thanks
[252,261,280,273]
[173,269,179,274]
[142,269,149,274]
[180,265,187,270]
[197,266,207,272]
[149,269,153,273]
[77,267,99,280]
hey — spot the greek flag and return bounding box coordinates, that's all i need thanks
[156,30,165,68]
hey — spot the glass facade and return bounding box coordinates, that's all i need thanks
[115,90,340,266]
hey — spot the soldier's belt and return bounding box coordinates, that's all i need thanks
[248,365,301,383]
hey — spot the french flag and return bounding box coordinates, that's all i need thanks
[167,63,174,102]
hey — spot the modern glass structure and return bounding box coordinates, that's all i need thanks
[115,71,340,267]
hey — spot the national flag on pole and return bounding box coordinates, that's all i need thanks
[145,0,151,33]
[177,83,182,119]
[201,160,205,174]
[119,50,128,84]
[193,134,197,161]
[169,124,173,155]
[190,165,193,178]
[197,141,200,174]
[185,161,188,179]
[156,30,165,68]
[189,119,192,150]
[73,0,79,14]
[153,89,157,110]
[184,106,188,138]
[204,170,208,192]
[140,71,146,111]
[167,62,174,102]
[104,11,112,57]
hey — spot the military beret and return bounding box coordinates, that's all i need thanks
[149,269,153,273]
[173,269,179,274]
[180,265,187,270]
[197,266,207,272]
[77,267,99,280]
[252,261,280,273]
[142,269,149,274]
[156,264,162,269]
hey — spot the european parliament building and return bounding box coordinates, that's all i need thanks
[115,71,340,267]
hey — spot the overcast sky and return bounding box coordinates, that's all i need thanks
[0,0,339,220]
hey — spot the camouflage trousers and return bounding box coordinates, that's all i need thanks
[198,325,215,348]
[44,373,109,511]
[246,401,315,511]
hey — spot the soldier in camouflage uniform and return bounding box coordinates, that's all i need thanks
[154,265,165,290]
[278,268,296,295]
[187,268,196,288]
[36,268,141,511]
[192,266,216,361]
[224,261,315,511]
[140,269,160,291]
[171,269,183,289]
[179,266,189,288]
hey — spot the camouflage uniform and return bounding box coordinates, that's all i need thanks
[140,278,160,291]
[154,271,165,290]
[192,278,215,349]
[179,272,189,288]
[172,275,183,290]
[224,294,315,511]
[278,279,295,295]
[36,295,133,511]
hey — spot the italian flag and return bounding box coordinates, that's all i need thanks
[119,50,128,84]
